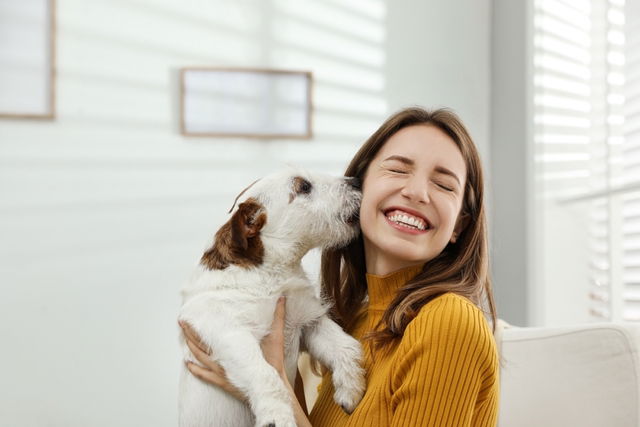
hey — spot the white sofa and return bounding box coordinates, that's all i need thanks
[496,320,640,427]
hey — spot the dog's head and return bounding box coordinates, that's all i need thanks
[201,167,361,270]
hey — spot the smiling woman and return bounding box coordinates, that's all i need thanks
[312,107,499,426]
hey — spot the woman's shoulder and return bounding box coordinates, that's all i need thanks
[416,292,489,324]
[391,292,500,410]
[401,292,497,358]
[424,291,480,310]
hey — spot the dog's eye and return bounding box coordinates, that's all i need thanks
[293,177,313,195]
[300,180,312,194]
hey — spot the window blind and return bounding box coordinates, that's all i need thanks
[533,0,630,322]
[621,0,640,320]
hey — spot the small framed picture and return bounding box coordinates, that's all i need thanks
[0,0,56,119]
[180,67,313,138]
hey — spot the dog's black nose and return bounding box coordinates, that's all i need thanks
[345,176,361,190]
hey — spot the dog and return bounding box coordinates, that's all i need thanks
[178,167,366,427]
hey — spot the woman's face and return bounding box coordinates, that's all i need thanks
[359,124,467,275]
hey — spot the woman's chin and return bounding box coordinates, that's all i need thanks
[378,243,434,266]
[363,231,441,268]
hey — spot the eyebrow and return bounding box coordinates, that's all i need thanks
[383,155,461,186]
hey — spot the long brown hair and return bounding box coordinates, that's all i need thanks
[320,107,497,348]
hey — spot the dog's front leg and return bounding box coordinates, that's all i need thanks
[303,315,366,413]
[186,320,297,427]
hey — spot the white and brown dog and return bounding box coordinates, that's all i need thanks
[178,168,366,427]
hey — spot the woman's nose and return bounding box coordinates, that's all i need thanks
[400,176,430,203]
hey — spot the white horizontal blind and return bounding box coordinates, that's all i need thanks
[533,0,613,321]
[533,0,596,201]
[534,0,640,322]
[622,0,640,320]
[589,0,624,322]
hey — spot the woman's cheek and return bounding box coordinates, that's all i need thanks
[358,200,375,238]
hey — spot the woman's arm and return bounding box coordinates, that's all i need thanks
[180,297,313,426]
[280,369,312,427]
[389,296,499,426]
[294,369,309,416]
[256,297,312,426]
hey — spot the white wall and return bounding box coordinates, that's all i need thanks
[386,0,491,161]
[0,1,491,426]
[490,0,534,326]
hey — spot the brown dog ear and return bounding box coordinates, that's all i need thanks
[201,197,266,270]
[230,199,267,251]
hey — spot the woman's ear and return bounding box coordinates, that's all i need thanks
[452,212,470,243]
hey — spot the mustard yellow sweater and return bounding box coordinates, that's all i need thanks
[309,265,499,426]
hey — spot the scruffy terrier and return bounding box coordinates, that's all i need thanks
[178,167,366,427]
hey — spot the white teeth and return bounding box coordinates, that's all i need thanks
[387,212,427,230]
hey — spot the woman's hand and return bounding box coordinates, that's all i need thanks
[179,320,247,402]
[260,296,287,378]
[179,296,289,400]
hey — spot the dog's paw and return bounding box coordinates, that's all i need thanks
[333,363,366,414]
[253,391,297,427]
[255,411,296,427]
[334,383,365,414]
[333,371,366,414]
[255,419,295,427]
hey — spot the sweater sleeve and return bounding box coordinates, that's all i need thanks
[389,294,499,427]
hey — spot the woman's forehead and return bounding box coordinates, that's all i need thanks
[377,125,466,175]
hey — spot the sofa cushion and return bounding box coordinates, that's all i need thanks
[497,322,640,427]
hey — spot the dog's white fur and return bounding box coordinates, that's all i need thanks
[178,167,366,427]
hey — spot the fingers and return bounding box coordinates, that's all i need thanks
[184,342,226,379]
[185,336,216,369]
[179,320,247,402]
[179,321,210,355]
[183,333,231,386]
[180,323,226,377]
[185,361,247,402]
[185,361,227,388]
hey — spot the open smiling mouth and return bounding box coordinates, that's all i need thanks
[383,209,431,232]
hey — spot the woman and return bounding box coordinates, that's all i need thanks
[181,107,500,426]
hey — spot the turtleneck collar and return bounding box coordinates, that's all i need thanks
[365,264,424,311]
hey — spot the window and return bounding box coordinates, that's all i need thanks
[533,0,636,322]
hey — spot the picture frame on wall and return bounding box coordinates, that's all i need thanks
[180,67,313,139]
[0,0,56,119]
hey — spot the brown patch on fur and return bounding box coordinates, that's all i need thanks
[201,198,267,270]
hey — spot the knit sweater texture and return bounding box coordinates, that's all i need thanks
[309,264,499,426]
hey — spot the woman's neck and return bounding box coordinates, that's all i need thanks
[364,244,425,276]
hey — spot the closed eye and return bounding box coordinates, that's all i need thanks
[436,183,454,192]
[389,169,408,174]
